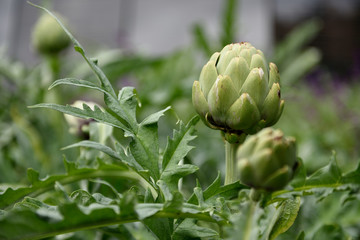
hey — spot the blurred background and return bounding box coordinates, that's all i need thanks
[1,0,360,185]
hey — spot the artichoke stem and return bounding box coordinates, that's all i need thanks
[46,53,60,80]
[224,140,240,185]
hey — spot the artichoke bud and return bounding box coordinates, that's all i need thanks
[192,42,284,138]
[237,128,298,191]
[32,13,70,55]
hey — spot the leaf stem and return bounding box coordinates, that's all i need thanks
[224,141,240,185]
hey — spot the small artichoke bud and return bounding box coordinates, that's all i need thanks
[32,13,70,55]
[192,42,284,137]
[237,128,298,191]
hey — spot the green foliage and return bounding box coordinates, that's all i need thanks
[0,1,359,240]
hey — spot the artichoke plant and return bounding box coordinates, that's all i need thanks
[237,128,298,191]
[192,42,284,138]
[32,13,70,55]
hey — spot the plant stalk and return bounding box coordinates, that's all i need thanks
[243,201,256,240]
[224,141,240,185]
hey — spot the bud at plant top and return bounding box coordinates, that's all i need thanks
[192,42,284,135]
[237,128,297,191]
[32,13,70,55]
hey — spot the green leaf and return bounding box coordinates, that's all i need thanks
[305,157,342,187]
[188,172,248,205]
[119,191,137,218]
[116,87,138,130]
[29,103,131,134]
[49,78,136,125]
[161,164,199,192]
[268,197,301,240]
[162,116,199,171]
[49,78,109,94]
[159,116,200,191]
[63,140,121,161]
[172,219,219,240]
[0,199,223,240]
[62,140,142,171]
[0,159,137,209]
[341,161,360,185]
[143,218,172,240]
[130,124,161,181]
[271,154,360,203]
[140,106,171,126]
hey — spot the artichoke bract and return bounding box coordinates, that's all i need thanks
[192,42,284,137]
[32,14,70,55]
[237,128,297,191]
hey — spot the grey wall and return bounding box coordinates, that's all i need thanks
[0,0,275,64]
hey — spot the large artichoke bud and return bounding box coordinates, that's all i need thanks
[32,13,70,55]
[192,42,284,138]
[237,128,297,191]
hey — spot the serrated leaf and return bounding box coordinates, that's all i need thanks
[63,140,121,160]
[161,164,199,192]
[188,172,247,205]
[29,103,131,133]
[0,199,222,240]
[305,157,342,187]
[49,78,108,94]
[116,87,138,129]
[141,106,171,126]
[162,116,199,171]
[62,140,142,171]
[272,154,360,203]
[268,197,301,240]
[0,159,137,209]
[159,116,199,191]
